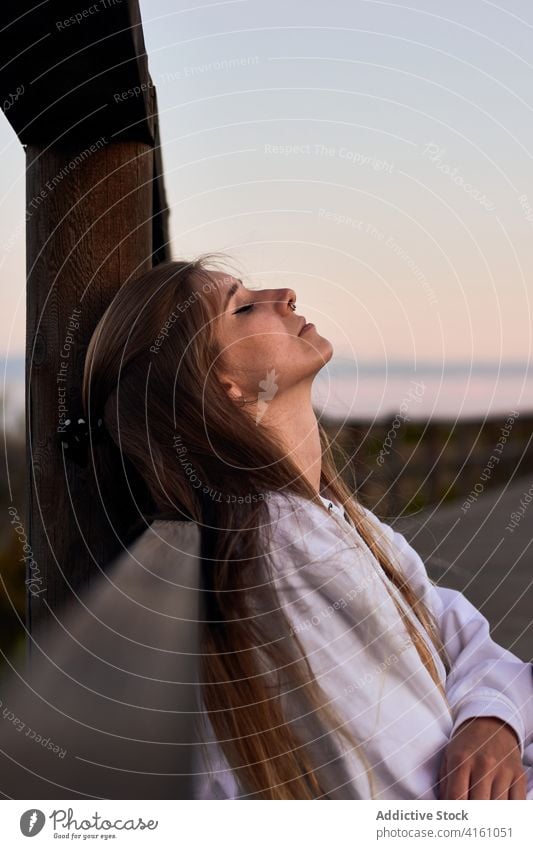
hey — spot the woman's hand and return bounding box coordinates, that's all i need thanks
[438,716,527,799]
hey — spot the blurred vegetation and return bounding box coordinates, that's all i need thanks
[323,410,533,520]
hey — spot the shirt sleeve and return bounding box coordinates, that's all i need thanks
[193,744,242,800]
[361,506,533,759]
[192,709,243,800]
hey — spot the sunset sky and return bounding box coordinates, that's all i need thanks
[1,0,532,372]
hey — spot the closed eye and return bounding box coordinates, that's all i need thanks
[233,303,254,314]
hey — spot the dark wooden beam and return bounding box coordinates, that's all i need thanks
[151,85,171,264]
[25,138,154,628]
[0,1,156,147]
[0,0,174,628]
[0,0,171,263]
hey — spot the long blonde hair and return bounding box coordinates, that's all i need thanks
[82,255,451,799]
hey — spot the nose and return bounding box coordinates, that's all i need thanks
[272,287,297,315]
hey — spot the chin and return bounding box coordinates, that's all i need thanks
[295,329,334,375]
[318,333,334,358]
[311,336,334,371]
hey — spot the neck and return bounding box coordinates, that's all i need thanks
[260,381,322,494]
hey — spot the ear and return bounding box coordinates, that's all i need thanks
[218,372,243,402]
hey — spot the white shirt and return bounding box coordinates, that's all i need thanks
[193,490,533,799]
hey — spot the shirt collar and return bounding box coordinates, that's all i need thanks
[318,492,346,519]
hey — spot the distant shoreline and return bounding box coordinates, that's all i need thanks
[2,356,532,426]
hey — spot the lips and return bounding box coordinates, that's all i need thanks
[298,318,307,335]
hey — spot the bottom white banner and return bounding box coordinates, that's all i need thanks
[0,799,531,848]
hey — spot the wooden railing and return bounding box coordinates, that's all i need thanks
[325,410,533,518]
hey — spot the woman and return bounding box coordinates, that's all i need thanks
[81,255,533,800]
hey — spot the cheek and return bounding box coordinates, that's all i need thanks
[218,334,267,375]
[256,334,298,371]
[232,329,293,360]
[219,323,301,378]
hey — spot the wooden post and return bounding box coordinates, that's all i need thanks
[26,140,154,631]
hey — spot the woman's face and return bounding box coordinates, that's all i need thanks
[200,271,333,403]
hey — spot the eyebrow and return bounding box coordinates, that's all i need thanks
[223,279,244,310]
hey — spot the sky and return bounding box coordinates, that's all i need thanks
[1,0,533,372]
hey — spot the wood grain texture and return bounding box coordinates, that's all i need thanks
[26,140,153,632]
